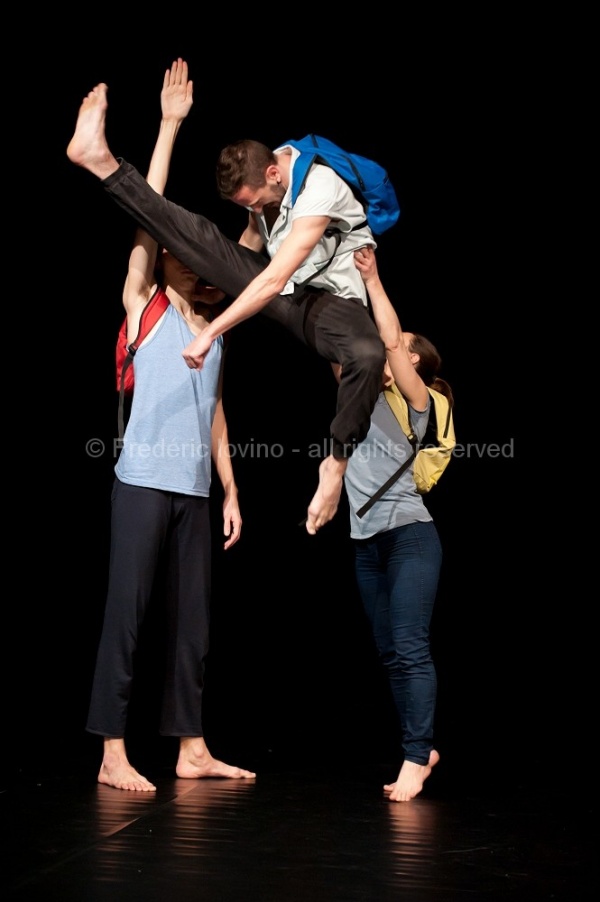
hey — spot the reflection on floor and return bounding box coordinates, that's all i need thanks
[2,746,594,902]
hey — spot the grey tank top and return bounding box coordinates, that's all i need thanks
[115,303,223,496]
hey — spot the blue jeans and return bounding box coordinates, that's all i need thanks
[353,520,442,765]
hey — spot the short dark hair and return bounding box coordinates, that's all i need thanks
[216,140,277,199]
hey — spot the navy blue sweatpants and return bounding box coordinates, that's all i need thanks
[86,479,211,738]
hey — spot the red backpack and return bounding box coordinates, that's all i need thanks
[116,287,169,440]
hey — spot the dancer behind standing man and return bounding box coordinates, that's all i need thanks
[341,246,453,801]
[66,78,387,536]
[87,59,255,791]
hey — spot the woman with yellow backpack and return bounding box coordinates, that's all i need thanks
[340,246,454,802]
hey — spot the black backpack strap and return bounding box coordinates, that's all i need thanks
[356,449,416,519]
[295,219,368,289]
[296,230,341,287]
[355,401,419,519]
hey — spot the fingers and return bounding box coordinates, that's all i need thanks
[223,519,242,549]
[172,58,187,85]
[182,354,205,370]
[305,512,319,535]
[165,58,188,88]
[182,338,210,369]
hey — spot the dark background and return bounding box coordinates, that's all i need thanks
[12,32,561,787]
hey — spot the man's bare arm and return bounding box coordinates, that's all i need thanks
[182,214,330,368]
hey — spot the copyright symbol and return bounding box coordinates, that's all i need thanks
[86,438,105,458]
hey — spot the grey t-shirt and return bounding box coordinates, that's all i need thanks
[345,390,433,539]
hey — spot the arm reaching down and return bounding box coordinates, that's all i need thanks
[211,367,242,550]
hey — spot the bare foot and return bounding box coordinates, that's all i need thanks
[66,83,120,179]
[305,455,347,535]
[98,739,156,792]
[176,737,256,780]
[384,749,440,802]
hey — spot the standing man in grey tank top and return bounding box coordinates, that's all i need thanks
[85,60,255,791]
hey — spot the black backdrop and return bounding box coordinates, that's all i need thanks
[11,32,558,784]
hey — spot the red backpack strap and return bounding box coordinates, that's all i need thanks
[128,286,170,353]
[117,288,170,441]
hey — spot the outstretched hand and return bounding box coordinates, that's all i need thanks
[161,58,193,121]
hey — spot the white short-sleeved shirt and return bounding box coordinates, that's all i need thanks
[258,145,377,304]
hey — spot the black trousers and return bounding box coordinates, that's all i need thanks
[86,480,211,738]
[103,161,385,459]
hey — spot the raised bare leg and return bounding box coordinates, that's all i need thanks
[384,749,440,802]
[66,83,121,180]
[176,737,256,780]
[98,738,157,792]
[305,455,347,535]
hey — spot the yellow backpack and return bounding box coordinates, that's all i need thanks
[356,383,456,518]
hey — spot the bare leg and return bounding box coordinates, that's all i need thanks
[176,738,256,780]
[305,456,347,535]
[66,83,121,180]
[384,749,440,802]
[97,738,157,792]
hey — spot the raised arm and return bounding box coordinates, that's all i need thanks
[123,59,193,323]
[354,248,428,412]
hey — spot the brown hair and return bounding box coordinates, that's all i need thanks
[409,333,454,408]
[216,140,277,199]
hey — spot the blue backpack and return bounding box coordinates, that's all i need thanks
[283,134,400,235]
